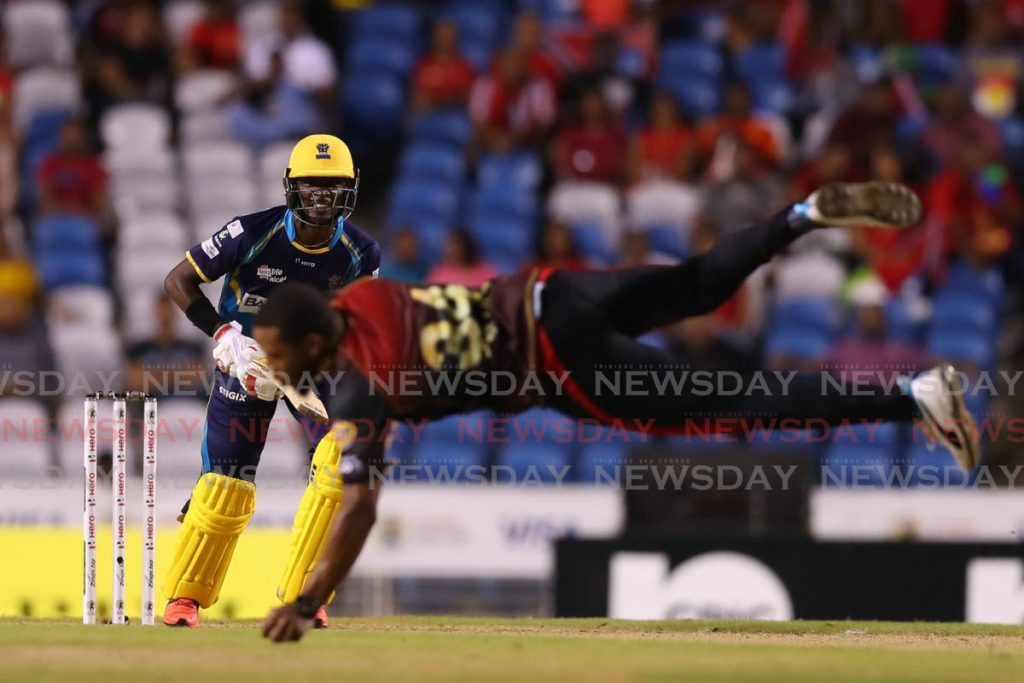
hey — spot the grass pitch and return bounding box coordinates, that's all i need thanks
[1,617,1023,683]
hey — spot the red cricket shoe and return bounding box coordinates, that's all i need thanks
[313,606,329,629]
[163,598,199,628]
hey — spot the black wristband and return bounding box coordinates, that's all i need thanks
[185,298,227,338]
[294,595,319,619]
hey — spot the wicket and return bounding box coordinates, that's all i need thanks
[83,392,157,626]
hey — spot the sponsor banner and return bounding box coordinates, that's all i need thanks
[2,527,290,619]
[555,537,1024,623]
[811,488,1024,541]
[355,486,622,579]
[1,484,622,597]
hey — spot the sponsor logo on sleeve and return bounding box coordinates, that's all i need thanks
[372,268,380,279]
[226,219,244,238]
[201,238,219,258]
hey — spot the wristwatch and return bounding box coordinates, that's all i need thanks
[293,595,319,619]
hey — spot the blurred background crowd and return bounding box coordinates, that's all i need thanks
[0,0,1022,483]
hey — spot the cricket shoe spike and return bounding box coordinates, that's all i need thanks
[909,364,981,470]
[163,598,200,628]
[314,606,329,629]
[804,181,922,228]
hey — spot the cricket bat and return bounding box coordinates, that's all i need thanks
[274,378,329,424]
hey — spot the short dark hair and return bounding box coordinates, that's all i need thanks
[254,283,338,345]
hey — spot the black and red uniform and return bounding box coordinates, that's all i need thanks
[327,209,916,482]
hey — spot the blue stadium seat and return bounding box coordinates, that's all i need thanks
[468,186,538,223]
[822,422,901,488]
[352,4,421,43]
[413,442,488,483]
[33,214,101,252]
[477,152,543,191]
[421,413,488,445]
[771,298,838,338]
[905,443,972,488]
[658,41,723,84]
[519,0,579,23]
[912,44,961,86]
[751,79,795,114]
[568,222,610,264]
[664,79,721,119]
[443,2,502,45]
[764,329,830,361]
[342,75,406,136]
[346,39,417,78]
[883,299,921,345]
[23,108,70,150]
[399,143,465,185]
[497,443,572,483]
[412,109,472,148]
[389,179,460,224]
[574,442,627,485]
[927,331,994,369]
[849,44,883,82]
[942,263,1005,307]
[468,215,534,265]
[35,250,105,291]
[644,225,689,259]
[931,294,998,337]
[736,42,785,82]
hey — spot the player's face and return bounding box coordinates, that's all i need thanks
[254,326,318,385]
[295,178,347,226]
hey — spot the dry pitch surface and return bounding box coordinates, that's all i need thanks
[2,617,1023,682]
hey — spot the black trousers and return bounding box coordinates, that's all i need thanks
[540,209,917,431]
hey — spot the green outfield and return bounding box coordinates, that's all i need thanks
[1,617,1023,683]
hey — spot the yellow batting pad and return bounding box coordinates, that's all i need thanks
[277,423,354,603]
[162,473,256,607]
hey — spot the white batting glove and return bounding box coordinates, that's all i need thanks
[235,354,284,402]
[212,321,260,376]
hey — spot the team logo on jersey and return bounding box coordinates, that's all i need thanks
[316,143,331,159]
[257,265,287,283]
[328,275,346,290]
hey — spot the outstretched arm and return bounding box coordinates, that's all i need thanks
[262,483,379,643]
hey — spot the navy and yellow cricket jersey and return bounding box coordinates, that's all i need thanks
[185,206,380,334]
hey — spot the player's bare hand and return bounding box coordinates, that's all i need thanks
[262,603,313,643]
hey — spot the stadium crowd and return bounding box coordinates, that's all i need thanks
[0,0,1021,483]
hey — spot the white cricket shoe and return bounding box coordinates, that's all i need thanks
[805,181,923,228]
[908,364,980,470]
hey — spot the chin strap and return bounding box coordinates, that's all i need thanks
[285,210,344,250]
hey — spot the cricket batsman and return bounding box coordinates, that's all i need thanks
[160,134,380,627]
[249,182,981,642]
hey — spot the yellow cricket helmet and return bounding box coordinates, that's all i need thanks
[283,134,359,228]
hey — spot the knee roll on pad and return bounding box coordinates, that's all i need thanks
[277,423,353,603]
[162,472,256,607]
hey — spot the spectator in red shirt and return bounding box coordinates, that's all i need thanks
[551,89,626,184]
[179,0,240,71]
[696,83,780,179]
[926,141,1020,269]
[412,19,474,112]
[36,119,107,217]
[827,79,900,176]
[470,47,557,154]
[507,11,561,87]
[629,90,696,183]
[922,82,1003,172]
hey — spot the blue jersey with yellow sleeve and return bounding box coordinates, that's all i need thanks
[185,206,380,335]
